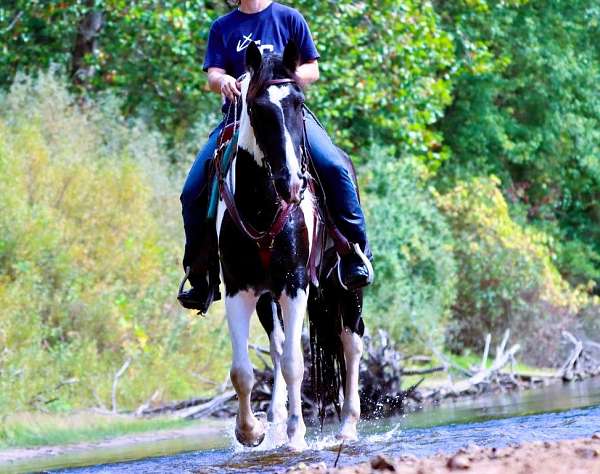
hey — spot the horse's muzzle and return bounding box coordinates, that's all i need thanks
[275,171,306,205]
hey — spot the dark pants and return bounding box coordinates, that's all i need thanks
[180,110,368,284]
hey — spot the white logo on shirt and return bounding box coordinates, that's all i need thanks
[236,33,274,54]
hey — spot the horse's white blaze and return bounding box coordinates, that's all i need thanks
[267,85,302,180]
[279,288,309,449]
[238,75,265,165]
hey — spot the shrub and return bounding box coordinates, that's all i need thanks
[436,177,589,365]
[362,147,457,351]
[0,72,230,415]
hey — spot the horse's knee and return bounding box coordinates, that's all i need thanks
[230,364,254,394]
[340,328,363,358]
[281,351,303,384]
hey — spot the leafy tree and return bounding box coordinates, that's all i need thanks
[0,1,456,164]
[434,0,600,287]
[289,0,455,166]
[362,146,457,350]
[0,72,231,413]
[436,176,588,365]
[0,1,224,146]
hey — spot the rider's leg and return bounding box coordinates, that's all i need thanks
[179,122,223,310]
[304,110,373,289]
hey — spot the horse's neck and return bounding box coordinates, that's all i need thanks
[231,104,279,230]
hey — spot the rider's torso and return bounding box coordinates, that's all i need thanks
[204,2,318,80]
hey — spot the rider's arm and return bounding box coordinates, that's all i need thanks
[295,60,319,88]
[207,67,241,101]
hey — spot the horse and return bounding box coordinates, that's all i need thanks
[215,40,365,450]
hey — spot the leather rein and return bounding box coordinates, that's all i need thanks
[216,78,311,257]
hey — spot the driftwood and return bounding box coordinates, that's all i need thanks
[177,390,237,419]
[556,331,600,381]
[419,330,526,402]
[112,358,131,414]
[137,328,600,421]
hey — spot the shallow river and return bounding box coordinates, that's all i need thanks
[24,379,600,472]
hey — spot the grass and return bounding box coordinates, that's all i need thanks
[0,412,196,449]
[446,352,555,377]
[401,351,556,390]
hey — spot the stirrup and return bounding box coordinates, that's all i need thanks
[178,266,191,295]
[336,243,374,291]
[177,266,216,316]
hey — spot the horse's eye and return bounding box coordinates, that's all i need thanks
[294,97,304,108]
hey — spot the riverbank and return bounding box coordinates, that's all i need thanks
[291,435,600,474]
[2,379,599,473]
[0,418,228,474]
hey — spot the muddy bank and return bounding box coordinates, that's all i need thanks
[289,435,600,474]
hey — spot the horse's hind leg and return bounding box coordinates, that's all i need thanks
[279,289,309,450]
[338,290,364,441]
[256,295,287,425]
[226,291,266,447]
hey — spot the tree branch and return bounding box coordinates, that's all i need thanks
[2,11,23,34]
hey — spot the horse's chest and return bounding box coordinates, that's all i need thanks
[217,208,311,298]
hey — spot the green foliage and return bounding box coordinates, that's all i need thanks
[436,177,588,364]
[362,147,457,350]
[435,0,600,287]
[290,0,455,166]
[1,0,599,399]
[0,72,231,414]
[0,1,224,148]
[0,412,193,448]
[0,1,456,167]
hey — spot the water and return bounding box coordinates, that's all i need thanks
[7,379,600,473]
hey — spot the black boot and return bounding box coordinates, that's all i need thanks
[177,267,220,314]
[337,243,374,291]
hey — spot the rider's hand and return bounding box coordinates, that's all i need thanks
[220,75,241,101]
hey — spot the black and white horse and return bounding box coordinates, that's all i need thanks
[216,41,364,450]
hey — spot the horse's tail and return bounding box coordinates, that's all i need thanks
[307,279,347,427]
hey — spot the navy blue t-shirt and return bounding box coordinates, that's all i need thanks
[203,2,320,80]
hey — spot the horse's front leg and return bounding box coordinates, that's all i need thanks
[267,302,288,426]
[338,327,363,440]
[279,289,309,450]
[226,291,266,447]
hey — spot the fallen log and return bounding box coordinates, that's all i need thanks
[177,390,237,420]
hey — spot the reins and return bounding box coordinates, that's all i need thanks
[216,77,310,267]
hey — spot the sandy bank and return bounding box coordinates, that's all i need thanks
[289,435,600,474]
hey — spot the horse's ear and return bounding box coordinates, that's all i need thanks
[283,40,300,73]
[246,41,262,74]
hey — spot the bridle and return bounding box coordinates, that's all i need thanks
[216,77,311,266]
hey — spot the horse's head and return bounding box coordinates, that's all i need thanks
[243,41,307,205]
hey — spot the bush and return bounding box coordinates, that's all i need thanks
[362,147,457,351]
[0,72,231,415]
[436,177,589,365]
[435,0,600,290]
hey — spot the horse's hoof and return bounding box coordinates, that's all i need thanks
[235,428,266,447]
[336,422,358,441]
[235,413,267,447]
[286,438,308,452]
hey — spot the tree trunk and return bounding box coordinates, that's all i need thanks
[71,9,104,86]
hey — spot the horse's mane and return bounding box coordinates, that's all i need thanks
[247,52,295,101]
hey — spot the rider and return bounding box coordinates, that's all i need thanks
[178,0,373,310]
